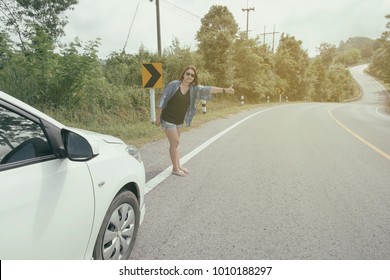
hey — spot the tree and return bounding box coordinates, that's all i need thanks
[50,37,102,106]
[0,30,11,70]
[369,14,390,83]
[309,41,358,102]
[317,43,337,67]
[338,36,375,60]
[232,32,275,102]
[308,57,327,102]
[327,63,356,101]
[0,0,78,51]
[163,38,196,83]
[334,48,361,66]
[274,34,310,101]
[196,5,238,86]
[0,0,85,106]
[162,38,211,85]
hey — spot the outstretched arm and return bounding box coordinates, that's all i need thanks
[210,84,234,95]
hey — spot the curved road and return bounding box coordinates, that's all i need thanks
[132,65,390,259]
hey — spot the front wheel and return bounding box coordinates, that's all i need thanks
[93,191,140,260]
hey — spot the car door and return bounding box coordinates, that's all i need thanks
[0,104,95,259]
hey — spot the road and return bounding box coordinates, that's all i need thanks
[131,64,390,260]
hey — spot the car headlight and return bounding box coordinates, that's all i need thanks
[126,145,142,163]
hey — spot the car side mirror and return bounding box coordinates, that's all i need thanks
[62,130,97,161]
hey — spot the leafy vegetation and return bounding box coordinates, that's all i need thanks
[196,5,238,86]
[1,2,388,145]
[367,15,390,84]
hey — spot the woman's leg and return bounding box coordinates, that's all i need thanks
[176,127,190,174]
[164,128,181,172]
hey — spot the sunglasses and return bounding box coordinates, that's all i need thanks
[185,72,196,78]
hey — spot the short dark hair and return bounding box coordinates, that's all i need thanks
[178,65,199,85]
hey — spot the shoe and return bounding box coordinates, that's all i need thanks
[180,167,190,174]
[172,170,187,177]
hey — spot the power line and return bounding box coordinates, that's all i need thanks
[160,1,199,24]
[260,25,280,53]
[151,0,204,55]
[123,0,141,53]
[161,0,201,20]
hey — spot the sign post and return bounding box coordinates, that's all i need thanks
[276,87,283,103]
[149,89,156,122]
[142,63,163,123]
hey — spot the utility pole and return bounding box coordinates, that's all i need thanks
[151,0,162,56]
[242,6,255,38]
[260,25,279,53]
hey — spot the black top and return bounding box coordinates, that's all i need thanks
[161,87,190,125]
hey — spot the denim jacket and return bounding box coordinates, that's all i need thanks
[158,80,212,127]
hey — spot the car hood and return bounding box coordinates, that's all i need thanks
[69,127,125,144]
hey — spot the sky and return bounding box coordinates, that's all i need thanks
[62,0,390,59]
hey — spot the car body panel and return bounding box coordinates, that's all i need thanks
[0,158,95,259]
[0,90,146,259]
[81,142,146,259]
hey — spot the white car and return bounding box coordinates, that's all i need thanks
[0,90,146,260]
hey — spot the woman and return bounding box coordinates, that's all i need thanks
[156,65,234,176]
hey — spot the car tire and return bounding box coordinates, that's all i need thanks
[93,191,140,260]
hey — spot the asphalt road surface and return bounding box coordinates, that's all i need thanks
[131,64,390,260]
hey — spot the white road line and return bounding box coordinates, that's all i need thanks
[145,105,284,194]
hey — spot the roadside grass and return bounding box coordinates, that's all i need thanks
[46,88,366,147]
[46,98,268,147]
[116,100,268,147]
